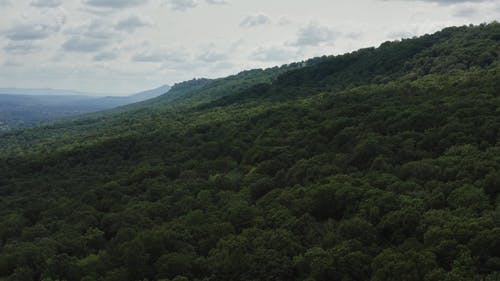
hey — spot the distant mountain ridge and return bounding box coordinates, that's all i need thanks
[0,85,171,98]
[98,84,172,106]
[0,87,106,97]
[0,84,171,130]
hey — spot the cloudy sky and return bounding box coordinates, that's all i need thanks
[0,0,498,95]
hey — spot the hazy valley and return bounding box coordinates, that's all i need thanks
[0,85,171,130]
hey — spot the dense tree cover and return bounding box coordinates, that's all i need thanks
[0,63,309,157]
[0,23,499,281]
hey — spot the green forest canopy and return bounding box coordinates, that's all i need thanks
[0,23,499,281]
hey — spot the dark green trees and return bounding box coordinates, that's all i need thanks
[0,22,499,281]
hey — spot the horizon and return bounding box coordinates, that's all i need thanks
[0,0,499,94]
[0,84,171,97]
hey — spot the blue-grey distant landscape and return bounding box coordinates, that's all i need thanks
[0,85,170,129]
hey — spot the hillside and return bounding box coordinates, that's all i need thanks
[0,23,499,281]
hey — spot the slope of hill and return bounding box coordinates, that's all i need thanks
[0,23,499,281]
[0,64,309,153]
[97,84,172,106]
[0,85,170,130]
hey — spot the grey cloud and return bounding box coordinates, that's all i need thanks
[5,23,59,41]
[240,14,271,28]
[62,36,110,52]
[4,42,41,54]
[94,52,118,61]
[84,0,147,8]
[61,20,118,52]
[30,0,62,7]
[81,20,121,39]
[115,16,152,32]
[289,23,336,46]
[0,0,11,6]
[164,0,198,11]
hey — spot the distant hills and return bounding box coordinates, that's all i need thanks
[0,84,170,130]
[0,87,105,97]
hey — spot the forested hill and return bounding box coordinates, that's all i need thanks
[0,23,499,281]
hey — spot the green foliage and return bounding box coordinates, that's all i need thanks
[0,22,499,280]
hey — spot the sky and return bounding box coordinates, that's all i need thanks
[0,0,499,95]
